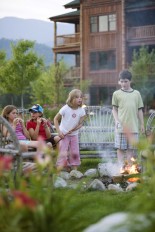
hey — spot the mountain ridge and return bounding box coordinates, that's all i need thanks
[0,17,73,46]
[0,17,74,66]
[0,38,54,66]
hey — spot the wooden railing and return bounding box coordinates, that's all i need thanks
[63,67,80,80]
[127,25,155,40]
[56,33,80,47]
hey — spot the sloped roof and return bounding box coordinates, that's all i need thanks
[49,10,80,23]
[64,0,80,9]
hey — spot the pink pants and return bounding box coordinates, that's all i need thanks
[56,135,81,168]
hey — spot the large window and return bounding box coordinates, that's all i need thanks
[90,50,116,71]
[90,14,116,33]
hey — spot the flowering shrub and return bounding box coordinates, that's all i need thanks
[0,149,85,232]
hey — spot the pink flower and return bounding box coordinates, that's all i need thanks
[0,155,13,171]
[35,137,52,167]
[12,190,37,209]
[36,153,51,167]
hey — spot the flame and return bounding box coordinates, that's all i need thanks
[127,177,140,183]
[120,157,141,175]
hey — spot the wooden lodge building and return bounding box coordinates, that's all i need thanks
[49,0,155,105]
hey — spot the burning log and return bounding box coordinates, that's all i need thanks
[112,173,141,183]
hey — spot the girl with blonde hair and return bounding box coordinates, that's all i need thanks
[54,89,86,172]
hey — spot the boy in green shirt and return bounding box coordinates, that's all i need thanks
[112,69,145,165]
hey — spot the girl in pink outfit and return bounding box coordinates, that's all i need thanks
[54,89,86,172]
[1,105,40,152]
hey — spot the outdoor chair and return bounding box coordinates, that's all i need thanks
[79,106,116,158]
[0,116,37,184]
[146,111,155,137]
[141,111,155,161]
[145,111,155,152]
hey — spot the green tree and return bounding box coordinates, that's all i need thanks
[0,51,7,94]
[31,60,68,106]
[130,46,155,110]
[0,40,44,108]
[0,50,6,68]
[54,60,68,105]
[31,67,55,106]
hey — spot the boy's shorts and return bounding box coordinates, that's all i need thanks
[115,132,138,150]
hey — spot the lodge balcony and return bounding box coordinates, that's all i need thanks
[63,67,80,86]
[127,25,155,45]
[63,68,120,87]
[53,33,80,53]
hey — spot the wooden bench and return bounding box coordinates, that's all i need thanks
[79,106,116,158]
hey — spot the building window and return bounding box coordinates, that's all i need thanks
[90,14,116,32]
[90,50,116,70]
[90,16,98,32]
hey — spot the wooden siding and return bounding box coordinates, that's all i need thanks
[89,33,117,50]
[89,71,119,86]
[63,69,120,87]
[82,0,122,86]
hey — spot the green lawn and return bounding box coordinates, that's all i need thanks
[54,188,135,231]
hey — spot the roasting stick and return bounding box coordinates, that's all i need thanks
[53,114,88,147]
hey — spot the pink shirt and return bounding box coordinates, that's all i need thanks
[15,123,27,140]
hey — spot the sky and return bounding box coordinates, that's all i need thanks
[0,0,72,21]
